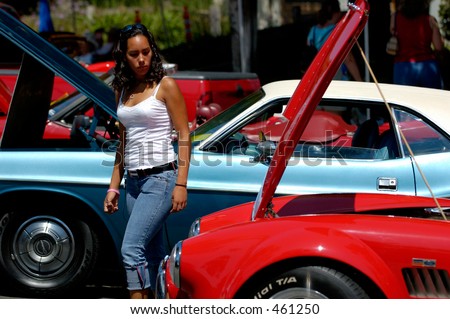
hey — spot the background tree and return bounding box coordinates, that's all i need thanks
[440,0,450,40]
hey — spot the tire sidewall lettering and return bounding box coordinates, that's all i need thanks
[254,276,297,298]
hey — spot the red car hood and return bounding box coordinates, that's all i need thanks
[252,0,370,220]
[199,193,450,234]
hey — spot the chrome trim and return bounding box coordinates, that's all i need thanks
[377,177,398,191]
[424,207,450,217]
[169,241,183,288]
[188,218,201,237]
[155,256,169,299]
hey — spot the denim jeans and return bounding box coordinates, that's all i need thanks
[121,169,176,291]
[394,60,443,89]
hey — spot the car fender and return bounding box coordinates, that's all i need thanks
[182,218,404,298]
[237,221,405,297]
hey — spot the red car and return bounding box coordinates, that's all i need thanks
[156,0,450,299]
[86,62,261,128]
[0,68,81,103]
[0,76,74,139]
[0,62,260,130]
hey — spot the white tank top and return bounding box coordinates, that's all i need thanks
[117,80,176,170]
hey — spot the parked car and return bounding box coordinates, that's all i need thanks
[0,23,260,129]
[84,61,261,128]
[0,63,260,130]
[156,0,450,299]
[1,1,450,298]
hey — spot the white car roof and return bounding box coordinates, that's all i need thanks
[262,80,450,135]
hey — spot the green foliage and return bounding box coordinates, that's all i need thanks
[20,0,229,50]
[439,0,450,40]
[88,0,153,7]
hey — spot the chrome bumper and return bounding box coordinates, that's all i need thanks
[155,255,169,299]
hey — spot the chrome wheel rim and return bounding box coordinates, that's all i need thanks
[12,216,75,279]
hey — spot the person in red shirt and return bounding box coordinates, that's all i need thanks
[391,0,444,89]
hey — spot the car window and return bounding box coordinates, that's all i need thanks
[45,90,118,149]
[217,98,398,161]
[394,108,450,156]
[295,101,395,160]
[191,89,265,145]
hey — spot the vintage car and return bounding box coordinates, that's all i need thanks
[156,0,450,299]
[0,64,260,130]
[1,1,450,298]
[84,61,261,128]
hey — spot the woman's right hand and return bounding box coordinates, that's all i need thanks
[104,191,119,214]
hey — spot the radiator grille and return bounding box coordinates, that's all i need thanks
[403,268,450,298]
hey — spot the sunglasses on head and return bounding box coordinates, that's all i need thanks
[120,23,148,37]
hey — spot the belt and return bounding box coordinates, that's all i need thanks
[127,161,177,178]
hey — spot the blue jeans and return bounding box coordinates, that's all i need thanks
[121,169,176,291]
[394,60,443,89]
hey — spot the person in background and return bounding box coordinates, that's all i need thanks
[92,27,120,62]
[93,27,105,49]
[76,28,120,65]
[103,23,190,299]
[306,0,362,81]
[391,0,444,89]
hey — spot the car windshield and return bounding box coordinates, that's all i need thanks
[48,72,114,120]
[191,89,265,145]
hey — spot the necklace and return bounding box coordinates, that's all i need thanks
[128,81,148,100]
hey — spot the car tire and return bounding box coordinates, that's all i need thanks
[249,266,369,299]
[0,210,98,297]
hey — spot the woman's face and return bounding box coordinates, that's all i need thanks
[125,34,152,80]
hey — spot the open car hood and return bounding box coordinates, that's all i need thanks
[252,0,370,220]
[0,9,116,117]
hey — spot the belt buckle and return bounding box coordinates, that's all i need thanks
[128,170,138,178]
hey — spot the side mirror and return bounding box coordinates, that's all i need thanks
[252,131,276,165]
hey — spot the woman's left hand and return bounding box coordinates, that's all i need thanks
[171,186,187,212]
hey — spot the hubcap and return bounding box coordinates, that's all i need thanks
[12,216,75,278]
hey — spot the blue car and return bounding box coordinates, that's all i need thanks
[1,9,450,297]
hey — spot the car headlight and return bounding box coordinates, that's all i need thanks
[168,240,182,288]
[188,217,201,237]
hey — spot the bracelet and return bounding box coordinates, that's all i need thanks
[107,188,120,195]
[175,183,187,188]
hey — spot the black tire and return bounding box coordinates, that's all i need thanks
[0,210,98,297]
[250,266,369,299]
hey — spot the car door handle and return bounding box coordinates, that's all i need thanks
[377,177,397,191]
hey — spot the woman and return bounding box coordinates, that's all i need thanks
[391,0,444,89]
[306,0,362,81]
[103,23,190,299]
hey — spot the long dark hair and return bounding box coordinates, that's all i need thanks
[111,23,166,92]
